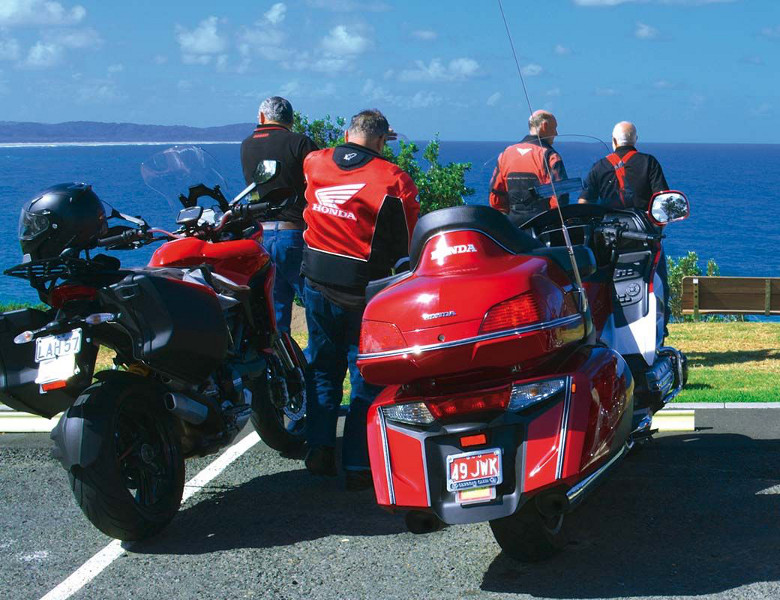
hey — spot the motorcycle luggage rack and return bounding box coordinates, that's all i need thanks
[4,256,118,286]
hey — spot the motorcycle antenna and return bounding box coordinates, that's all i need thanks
[496,0,589,313]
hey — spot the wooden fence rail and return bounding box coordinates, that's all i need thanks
[682,276,780,320]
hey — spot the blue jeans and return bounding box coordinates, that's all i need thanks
[304,280,382,471]
[262,227,304,335]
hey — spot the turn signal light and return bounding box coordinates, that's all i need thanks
[360,320,407,354]
[382,402,435,426]
[508,378,567,412]
[479,292,540,334]
[13,330,34,345]
[426,386,510,419]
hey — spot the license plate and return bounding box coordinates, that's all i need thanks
[34,329,82,385]
[446,448,503,492]
[35,329,82,363]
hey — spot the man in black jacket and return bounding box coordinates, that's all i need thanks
[240,96,318,334]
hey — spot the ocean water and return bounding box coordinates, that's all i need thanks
[0,141,778,306]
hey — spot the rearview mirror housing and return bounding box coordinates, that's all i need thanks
[648,191,689,225]
[254,160,279,185]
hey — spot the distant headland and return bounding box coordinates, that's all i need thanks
[0,121,255,144]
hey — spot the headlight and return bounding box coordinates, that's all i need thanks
[508,378,566,412]
[382,402,435,426]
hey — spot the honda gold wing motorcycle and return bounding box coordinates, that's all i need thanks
[356,144,690,561]
[0,146,307,540]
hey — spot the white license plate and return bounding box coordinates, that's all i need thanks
[34,329,82,385]
[446,448,503,493]
[35,329,82,363]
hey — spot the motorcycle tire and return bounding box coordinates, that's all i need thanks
[68,379,184,541]
[250,337,307,453]
[489,501,567,562]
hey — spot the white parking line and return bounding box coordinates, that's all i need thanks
[39,431,261,600]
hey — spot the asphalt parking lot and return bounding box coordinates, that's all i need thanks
[1,408,779,600]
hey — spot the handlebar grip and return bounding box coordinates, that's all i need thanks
[249,202,270,214]
[98,230,140,247]
[620,230,658,242]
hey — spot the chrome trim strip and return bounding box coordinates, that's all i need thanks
[419,438,431,507]
[358,314,583,361]
[566,442,630,507]
[378,409,396,505]
[555,376,572,480]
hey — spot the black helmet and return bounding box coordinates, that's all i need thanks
[19,183,108,261]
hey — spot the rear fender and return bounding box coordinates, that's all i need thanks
[50,371,163,470]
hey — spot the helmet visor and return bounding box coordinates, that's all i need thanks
[19,209,50,241]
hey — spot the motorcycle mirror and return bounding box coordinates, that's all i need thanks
[176,205,204,226]
[648,191,690,225]
[254,160,279,185]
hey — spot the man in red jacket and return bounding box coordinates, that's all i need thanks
[301,109,419,489]
[489,110,569,225]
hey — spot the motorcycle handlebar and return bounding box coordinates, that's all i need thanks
[98,229,143,247]
[620,230,662,243]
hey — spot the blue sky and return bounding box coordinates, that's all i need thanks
[0,0,777,142]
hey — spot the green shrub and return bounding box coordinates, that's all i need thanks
[292,112,474,215]
[667,252,734,322]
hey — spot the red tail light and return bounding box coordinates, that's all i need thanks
[49,284,97,309]
[479,292,540,334]
[426,386,510,419]
[360,320,407,354]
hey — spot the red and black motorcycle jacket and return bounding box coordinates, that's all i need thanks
[489,135,569,226]
[240,124,319,226]
[580,145,669,210]
[301,143,420,306]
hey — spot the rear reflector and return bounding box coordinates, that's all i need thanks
[479,292,540,334]
[360,320,407,354]
[49,284,97,309]
[426,386,510,419]
[460,433,487,447]
[42,380,67,392]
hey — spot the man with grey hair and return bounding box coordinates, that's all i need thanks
[300,108,419,489]
[489,109,569,225]
[240,96,318,334]
[578,121,668,209]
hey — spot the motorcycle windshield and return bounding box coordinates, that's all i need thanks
[477,133,612,208]
[141,145,229,217]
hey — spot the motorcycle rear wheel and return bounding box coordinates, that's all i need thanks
[250,337,307,453]
[489,501,567,562]
[68,380,184,540]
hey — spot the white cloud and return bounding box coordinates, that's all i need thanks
[0,35,20,60]
[546,87,561,96]
[77,79,122,104]
[574,0,736,5]
[153,54,168,65]
[521,63,543,76]
[760,25,780,40]
[0,0,85,26]
[178,79,193,91]
[305,0,389,11]
[653,79,674,89]
[398,57,480,82]
[411,29,437,41]
[635,22,659,40]
[176,16,227,64]
[740,55,764,65]
[554,44,571,55]
[108,63,123,73]
[751,103,772,117]
[24,41,61,67]
[57,27,102,49]
[362,78,443,109]
[279,80,301,97]
[264,2,286,25]
[321,25,372,55]
[595,87,618,96]
[486,91,501,106]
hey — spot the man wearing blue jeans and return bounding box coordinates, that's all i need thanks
[240,96,318,334]
[301,109,420,490]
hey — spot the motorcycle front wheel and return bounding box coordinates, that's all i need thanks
[68,379,184,540]
[489,500,567,562]
[250,336,307,453]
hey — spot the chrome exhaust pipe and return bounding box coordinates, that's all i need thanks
[164,392,209,425]
[565,442,631,511]
[536,491,570,517]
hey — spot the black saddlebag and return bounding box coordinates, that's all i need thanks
[100,271,229,383]
[0,308,95,418]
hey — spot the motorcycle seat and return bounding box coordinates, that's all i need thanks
[409,205,543,268]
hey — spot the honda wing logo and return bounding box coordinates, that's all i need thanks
[516,147,532,156]
[313,183,365,221]
[430,236,478,265]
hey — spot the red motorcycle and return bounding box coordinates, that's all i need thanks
[356,182,689,561]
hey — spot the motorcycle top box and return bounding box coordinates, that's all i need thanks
[358,206,591,385]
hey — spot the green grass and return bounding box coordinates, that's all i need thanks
[666,322,779,403]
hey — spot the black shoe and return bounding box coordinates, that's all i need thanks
[305,446,337,477]
[345,469,373,492]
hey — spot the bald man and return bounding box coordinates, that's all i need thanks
[489,110,569,225]
[578,121,668,209]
